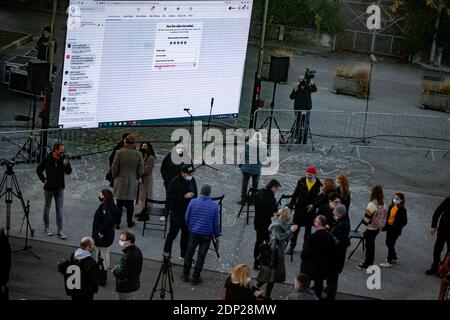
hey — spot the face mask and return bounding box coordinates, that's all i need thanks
[185,175,193,181]
[336,182,340,187]
[119,240,126,247]
[393,199,401,205]
[246,277,252,284]
[307,177,315,183]
[99,195,104,202]
[176,148,183,155]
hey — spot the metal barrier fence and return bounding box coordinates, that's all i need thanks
[253,109,350,152]
[349,112,447,160]
[253,109,450,160]
[0,127,85,174]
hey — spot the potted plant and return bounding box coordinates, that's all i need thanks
[333,65,370,98]
[421,78,450,113]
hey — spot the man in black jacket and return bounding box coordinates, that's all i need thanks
[0,227,11,300]
[316,192,342,230]
[36,26,57,62]
[300,215,336,299]
[327,204,350,300]
[290,75,317,144]
[61,237,98,300]
[161,141,189,192]
[36,143,72,240]
[163,164,198,259]
[426,197,450,275]
[287,166,322,255]
[113,231,143,300]
[253,180,281,270]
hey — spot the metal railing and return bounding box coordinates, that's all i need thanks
[0,127,85,174]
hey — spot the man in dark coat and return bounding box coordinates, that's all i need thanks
[426,197,450,275]
[161,141,189,192]
[287,166,322,254]
[112,231,143,300]
[327,204,350,300]
[290,75,317,144]
[300,215,336,299]
[36,25,57,62]
[36,143,72,239]
[61,237,98,300]
[0,227,11,300]
[253,179,281,270]
[163,164,198,259]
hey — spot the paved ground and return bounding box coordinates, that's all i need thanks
[0,6,448,301]
[8,237,366,300]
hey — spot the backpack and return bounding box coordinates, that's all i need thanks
[371,202,387,229]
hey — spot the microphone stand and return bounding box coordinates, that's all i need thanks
[195,98,217,171]
[183,108,194,168]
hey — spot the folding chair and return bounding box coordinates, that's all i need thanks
[237,188,259,225]
[141,198,169,238]
[347,220,365,260]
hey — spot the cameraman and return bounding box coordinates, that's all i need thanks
[290,74,317,144]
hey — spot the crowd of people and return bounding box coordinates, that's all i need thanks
[0,131,448,301]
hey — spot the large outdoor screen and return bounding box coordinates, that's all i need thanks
[58,0,253,128]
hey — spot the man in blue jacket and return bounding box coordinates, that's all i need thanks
[182,184,220,285]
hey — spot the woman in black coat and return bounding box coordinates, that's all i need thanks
[380,193,407,267]
[92,189,121,270]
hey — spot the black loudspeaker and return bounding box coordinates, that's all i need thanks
[28,59,50,94]
[269,55,290,83]
[9,70,29,92]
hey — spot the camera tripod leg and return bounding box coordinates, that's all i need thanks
[150,259,165,300]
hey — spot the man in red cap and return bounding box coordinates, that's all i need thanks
[286,166,322,255]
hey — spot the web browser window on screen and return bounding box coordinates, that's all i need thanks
[59,0,253,128]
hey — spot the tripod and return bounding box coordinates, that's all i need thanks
[258,82,286,146]
[150,256,174,300]
[0,161,39,259]
[195,98,217,171]
[286,111,315,152]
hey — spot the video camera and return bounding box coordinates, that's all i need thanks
[304,68,316,82]
[0,159,15,167]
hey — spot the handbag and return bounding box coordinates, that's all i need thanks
[257,229,278,267]
[97,251,107,287]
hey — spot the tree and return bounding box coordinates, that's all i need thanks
[391,0,450,62]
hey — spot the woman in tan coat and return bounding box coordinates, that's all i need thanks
[138,142,156,209]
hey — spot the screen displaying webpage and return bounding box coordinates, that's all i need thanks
[59,0,253,128]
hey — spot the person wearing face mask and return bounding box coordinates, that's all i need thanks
[137,142,156,213]
[327,204,350,300]
[380,193,408,268]
[112,134,144,229]
[37,143,72,240]
[224,264,263,300]
[253,179,281,270]
[112,231,143,300]
[286,166,322,255]
[63,237,99,300]
[316,192,342,230]
[256,208,298,298]
[92,189,121,273]
[163,165,198,260]
[161,141,187,193]
[300,215,336,299]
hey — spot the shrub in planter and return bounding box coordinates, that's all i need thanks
[333,65,370,98]
[421,78,450,112]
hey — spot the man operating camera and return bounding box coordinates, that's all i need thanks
[290,70,317,144]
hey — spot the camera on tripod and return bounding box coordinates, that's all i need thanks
[304,68,316,83]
